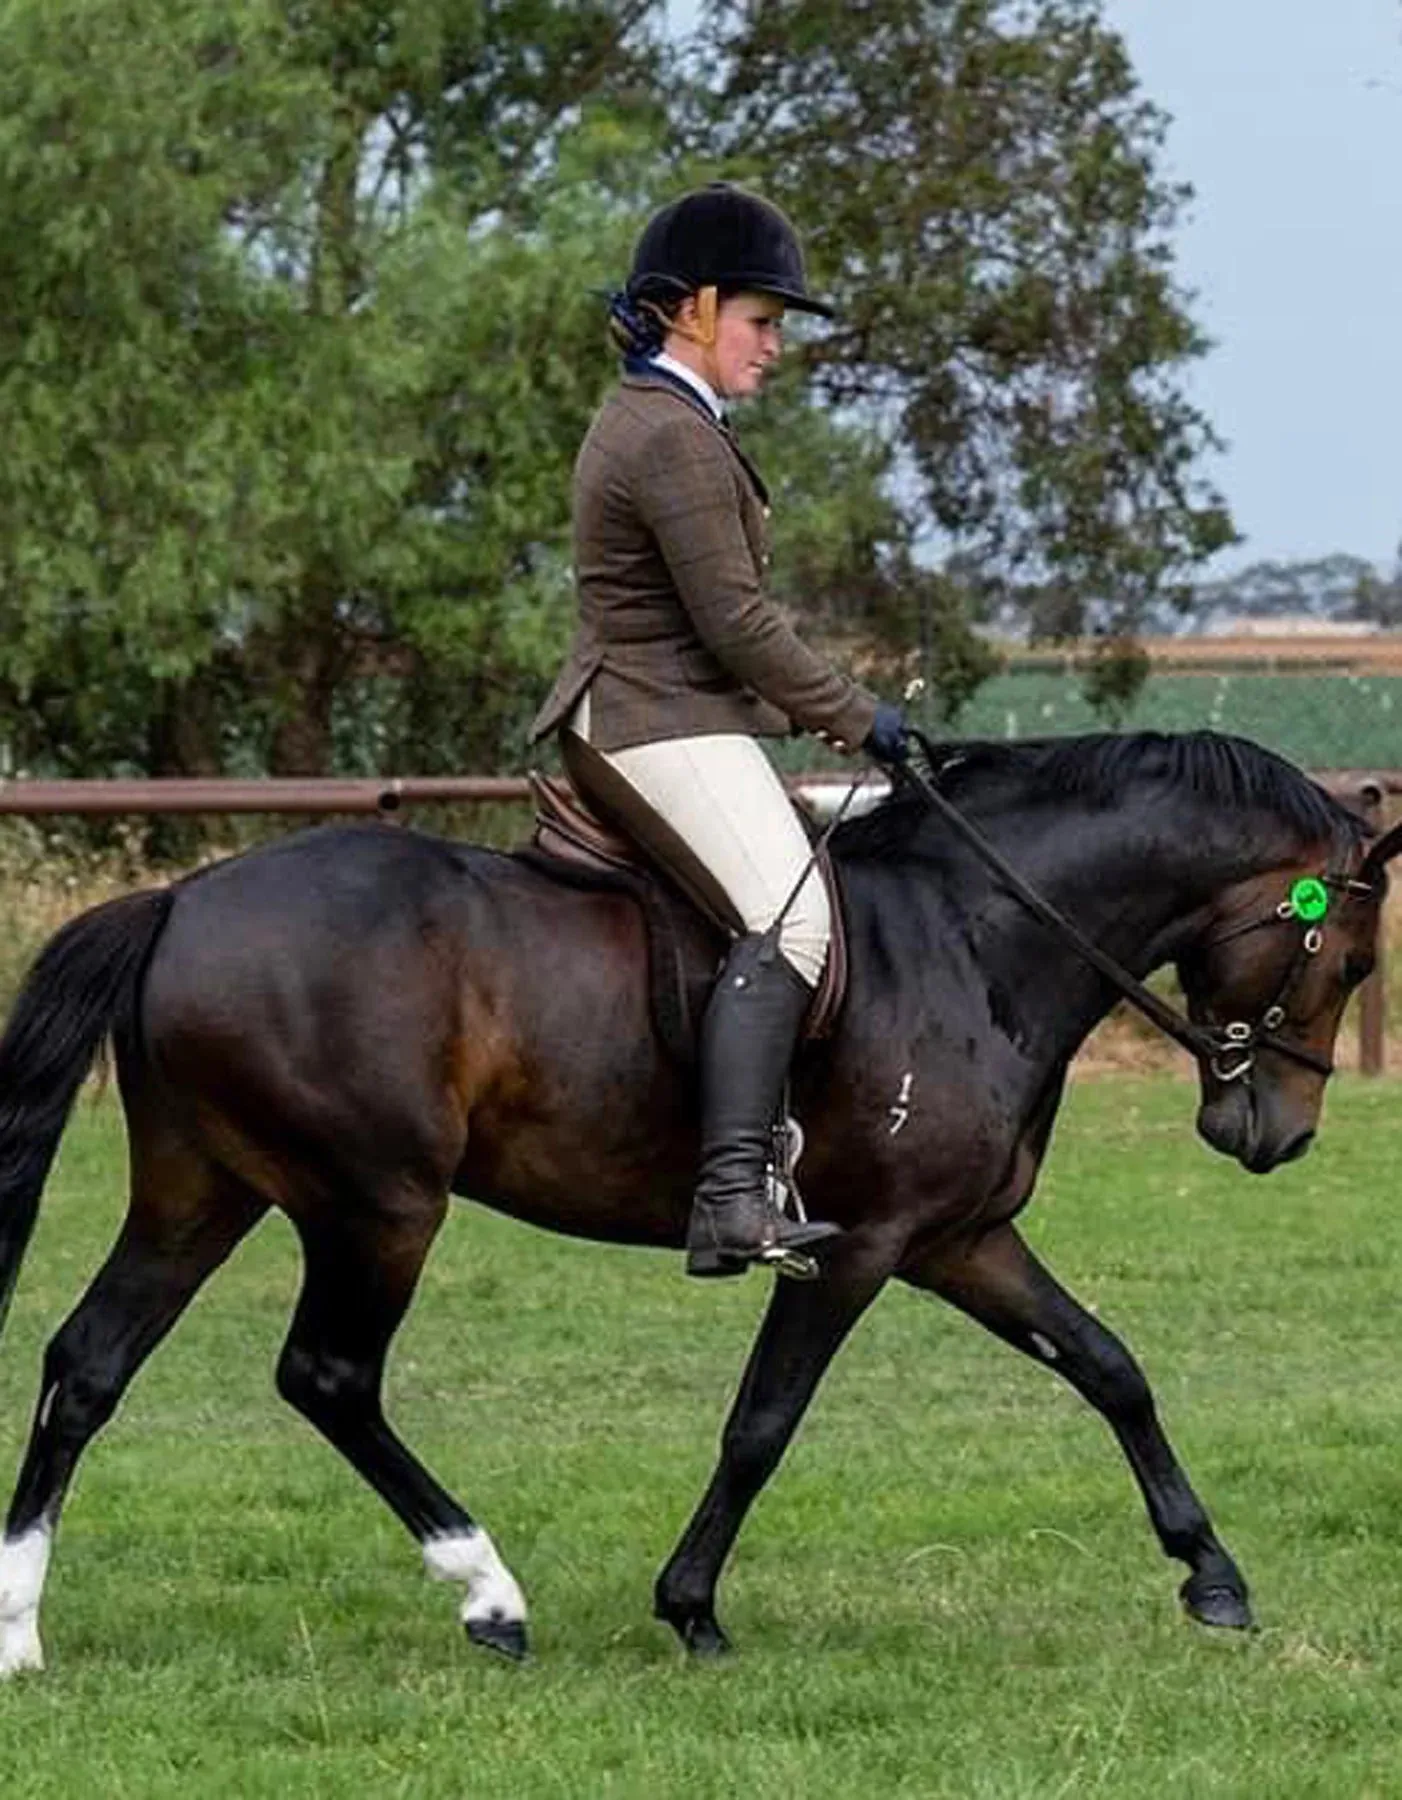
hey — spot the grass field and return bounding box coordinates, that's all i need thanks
[3,1078,1402,1796]
[949,670,1402,770]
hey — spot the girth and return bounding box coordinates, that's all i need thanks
[523,769,848,1043]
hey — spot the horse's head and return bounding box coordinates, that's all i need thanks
[1177,816,1402,1173]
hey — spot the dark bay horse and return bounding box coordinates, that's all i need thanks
[0,730,1398,1675]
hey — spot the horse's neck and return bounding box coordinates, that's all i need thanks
[954,796,1262,1058]
[980,802,1220,961]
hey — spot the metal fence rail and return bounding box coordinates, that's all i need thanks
[1,770,1397,815]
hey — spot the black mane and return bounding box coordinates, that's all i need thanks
[835,730,1368,862]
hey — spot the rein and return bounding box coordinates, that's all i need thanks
[892,748,1372,1084]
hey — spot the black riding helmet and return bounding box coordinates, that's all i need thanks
[627,182,835,318]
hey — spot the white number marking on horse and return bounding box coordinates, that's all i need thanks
[888,1072,914,1136]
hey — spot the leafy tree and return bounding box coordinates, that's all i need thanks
[740,370,1002,723]
[0,0,1241,783]
[682,0,1234,712]
[0,0,660,778]
[1353,551,1402,628]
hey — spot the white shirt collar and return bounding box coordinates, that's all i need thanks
[649,351,724,421]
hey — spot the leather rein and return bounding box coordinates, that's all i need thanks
[894,752,1377,1085]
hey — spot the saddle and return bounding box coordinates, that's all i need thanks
[521,771,849,1053]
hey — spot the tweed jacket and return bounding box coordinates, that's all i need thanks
[529,370,878,753]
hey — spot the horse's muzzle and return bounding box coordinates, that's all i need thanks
[1196,1083,1318,1175]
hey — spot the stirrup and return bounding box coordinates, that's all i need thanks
[684,1213,841,1281]
[762,1111,825,1278]
[688,1085,842,1280]
[756,1243,823,1282]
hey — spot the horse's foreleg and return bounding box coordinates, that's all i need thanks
[901,1223,1252,1630]
[0,1153,265,1678]
[654,1238,894,1655]
[275,1197,528,1660]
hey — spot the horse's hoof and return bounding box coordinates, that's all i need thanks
[1180,1574,1254,1632]
[466,1615,530,1661]
[678,1614,731,1658]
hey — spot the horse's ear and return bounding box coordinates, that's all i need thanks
[1360,818,1402,886]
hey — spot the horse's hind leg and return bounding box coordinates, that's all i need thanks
[901,1222,1252,1631]
[275,1194,527,1660]
[0,1128,266,1676]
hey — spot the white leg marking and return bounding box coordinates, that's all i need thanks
[1030,1331,1059,1362]
[0,1523,52,1677]
[423,1530,527,1629]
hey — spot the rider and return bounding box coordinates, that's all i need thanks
[531,181,910,1278]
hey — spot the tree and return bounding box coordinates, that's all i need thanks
[1193,554,1386,629]
[0,0,1240,781]
[683,0,1234,711]
[0,0,661,778]
[740,370,1002,722]
[1353,550,1402,628]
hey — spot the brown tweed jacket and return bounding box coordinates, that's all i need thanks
[529,371,878,752]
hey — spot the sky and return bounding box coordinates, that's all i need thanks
[1108,0,1402,574]
[663,1,1402,575]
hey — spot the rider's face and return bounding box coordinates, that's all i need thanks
[667,289,785,401]
[709,291,785,400]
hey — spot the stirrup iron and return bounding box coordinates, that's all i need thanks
[756,1242,822,1282]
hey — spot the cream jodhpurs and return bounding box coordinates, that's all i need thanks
[566,694,830,987]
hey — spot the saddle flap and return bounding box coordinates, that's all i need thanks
[526,769,848,1042]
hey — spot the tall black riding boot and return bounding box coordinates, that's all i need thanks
[685,932,843,1280]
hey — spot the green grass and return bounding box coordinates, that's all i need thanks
[5,1078,1402,1796]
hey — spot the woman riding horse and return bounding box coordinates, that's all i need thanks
[531,182,911,1279]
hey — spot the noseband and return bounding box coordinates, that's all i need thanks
[895,756,1378,1086]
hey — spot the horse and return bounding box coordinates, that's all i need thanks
[0,730,1397,1676]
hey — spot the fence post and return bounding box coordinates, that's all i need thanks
[1357,779,1386,1076]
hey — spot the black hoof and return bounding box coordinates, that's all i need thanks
[679,1614,732,1658]
[1180,1574,1254,1632]
[655,1593,732,1658]
[467,1615,530,1661]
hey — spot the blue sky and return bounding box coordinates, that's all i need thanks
[1110,0,1402,573]
[663,1,1402,574]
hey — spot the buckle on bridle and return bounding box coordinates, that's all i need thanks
[1211,1048,1255,1083]
[1210,1020,1255,1083]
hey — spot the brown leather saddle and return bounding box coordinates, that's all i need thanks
[522,767,848,1047]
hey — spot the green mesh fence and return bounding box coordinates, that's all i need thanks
[950,669,1402,768]
[771,667,1402,774]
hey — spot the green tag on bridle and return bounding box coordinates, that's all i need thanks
[1289,876,1329,923]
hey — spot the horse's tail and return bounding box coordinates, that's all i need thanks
[0,888,174,1337]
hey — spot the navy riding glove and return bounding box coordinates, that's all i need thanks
[864,703,910,765]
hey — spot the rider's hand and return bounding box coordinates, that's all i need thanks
[864,703,910,765]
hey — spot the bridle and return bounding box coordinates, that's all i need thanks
[1188,866,1375,1082]
[891,751,1380,1087]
